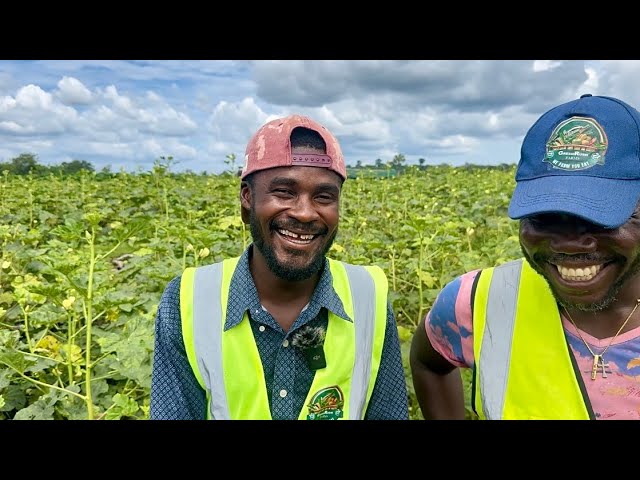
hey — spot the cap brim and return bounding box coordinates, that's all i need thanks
[508,176,640,229]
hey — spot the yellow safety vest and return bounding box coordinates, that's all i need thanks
[472,258,592,419]
[180,256,388,420]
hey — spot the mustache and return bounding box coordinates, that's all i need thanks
[537,252,611,264]
[270,219,327,236]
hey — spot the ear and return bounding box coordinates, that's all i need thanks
[240,181,251,224]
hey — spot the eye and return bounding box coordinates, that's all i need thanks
[525,216,546,226]
[315,193,337,203]
[522,215,560,231]
[272,188,294,196]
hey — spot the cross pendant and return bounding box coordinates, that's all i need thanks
[590,355,610,380]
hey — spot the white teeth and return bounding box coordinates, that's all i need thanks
[556,264,602,281]
[277,229,315,241]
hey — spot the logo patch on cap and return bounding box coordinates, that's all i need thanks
[544,116,608,171]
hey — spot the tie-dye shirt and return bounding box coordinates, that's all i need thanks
[425,269,640,420]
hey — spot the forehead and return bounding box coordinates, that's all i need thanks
[252,165,343,188]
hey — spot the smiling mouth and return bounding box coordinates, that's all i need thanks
[552,263,603,282]
[276,228,319,244]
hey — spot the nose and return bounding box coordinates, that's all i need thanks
[548,219,597,254]
[289,195,320,223]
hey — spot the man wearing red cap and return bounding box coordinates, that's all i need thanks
[410,94,640,420]
[150,114,409,420]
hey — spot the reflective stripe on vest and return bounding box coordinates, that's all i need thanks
[343,262,376,419]
[472,258,590,419]
[476,259,521,419]
[181,256,387,419]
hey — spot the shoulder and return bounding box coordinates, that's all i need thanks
[333,260,388,295]
[155,275,184,336]
[328,258,387,277]
[184,257,241,285]
[161,275,182,300]
[471,258,528,297]
[439,270,481,302]
[428,270,481,325]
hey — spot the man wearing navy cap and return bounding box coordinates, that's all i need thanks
[410,94,640,419]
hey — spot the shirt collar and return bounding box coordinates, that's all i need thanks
[224,245,352,330]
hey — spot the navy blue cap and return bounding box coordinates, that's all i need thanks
[508,94,640,228]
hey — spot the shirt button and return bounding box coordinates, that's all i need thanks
[258,325,265,332]
[282,339,289,347]
[279,389,287,398]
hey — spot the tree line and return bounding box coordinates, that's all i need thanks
[1,153,95,176]
[2,152,515,177]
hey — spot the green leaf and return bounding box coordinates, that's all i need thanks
[0,351,34,373]
[55,393,87,420]
[0,329,21,348]
[0,292,14,305]
[90,379,109,402]
[218,215,243,229]
[417,270,435,288]
[14,395,56,420]
[397,324,412,343]
[118,303,134,312]
[24,356,56,374]
[0,385,27,412]
[0,370,11,389]
[105,393,139,420]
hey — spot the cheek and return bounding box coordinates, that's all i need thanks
[518,223,536,249]
[518,221,549,248]
[252,198,284,219]
[322,206,340,229]
[617,231,640,253]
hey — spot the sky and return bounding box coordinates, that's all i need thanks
[1,60,639,174]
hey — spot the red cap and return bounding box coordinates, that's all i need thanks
[240,114,347,180]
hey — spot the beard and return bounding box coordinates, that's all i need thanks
[249,208,337,282]
[521,246,640,312]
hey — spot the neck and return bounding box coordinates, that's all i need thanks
[562,297,640,339]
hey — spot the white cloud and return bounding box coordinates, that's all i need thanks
[0,120,27,134]
[15,84,54,109]
[56,76,92,105]
[533,60,563,72]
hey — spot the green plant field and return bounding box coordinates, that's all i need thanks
[0,165,522,419]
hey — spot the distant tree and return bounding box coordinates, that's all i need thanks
[356,160,363,168]
[375,158,383,168]
[390,153,406,170]
[95,164,113,180]
[10,153,40,175]
[419,158,425,168]
[60,159,95,174]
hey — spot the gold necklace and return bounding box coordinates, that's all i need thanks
[563,299,640,380]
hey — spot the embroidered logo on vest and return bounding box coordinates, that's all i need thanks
[544,116,608,170]
[306,385,344,420]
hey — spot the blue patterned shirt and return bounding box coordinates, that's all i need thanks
[150,246,409,420]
